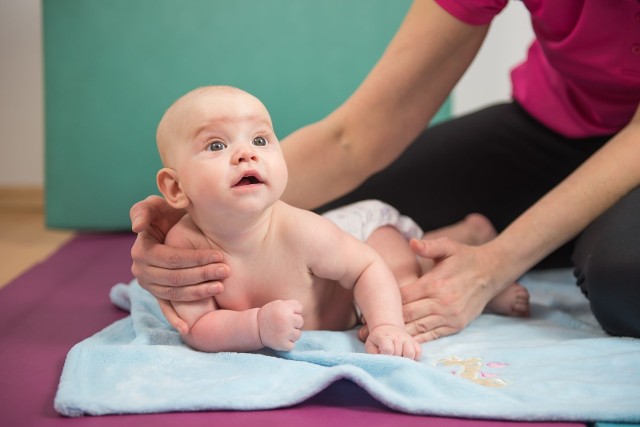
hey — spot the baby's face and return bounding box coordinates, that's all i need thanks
[166,87,288,216]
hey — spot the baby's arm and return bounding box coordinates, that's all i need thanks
[164,219,303,352]
[302,213,421,360]
[181,299,303,352]
[351,249,422,360]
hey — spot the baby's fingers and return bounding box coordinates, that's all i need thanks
[375,337,396,356]
[157,298,189,335]
[401,339,422,361]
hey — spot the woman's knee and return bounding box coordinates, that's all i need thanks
[573,188,640,338]
[575,254,640,337]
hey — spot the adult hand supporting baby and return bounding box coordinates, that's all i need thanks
[130,195,230,332]
[399,237,508,343]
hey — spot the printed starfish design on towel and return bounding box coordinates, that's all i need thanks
[436,356,508,387]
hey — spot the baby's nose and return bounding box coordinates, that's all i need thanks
[234,146,258,163]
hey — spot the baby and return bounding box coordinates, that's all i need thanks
[155,86,421,359]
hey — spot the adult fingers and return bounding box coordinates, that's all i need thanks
[157,298,189,335]
[132,258,228,292]
[130,195,166,233]
[413,325,459,344]
[139,258,229,287]
[401,239,459,305]
[132,233,225,271]
[404,310,464,343]
[399,275,434,306]
[404,310,444,338]
[143,280,224,302]
[410,237,457,261]
[130,195,186,237]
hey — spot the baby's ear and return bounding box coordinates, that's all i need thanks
[156,168,189,209]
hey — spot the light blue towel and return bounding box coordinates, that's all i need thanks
[54,269,640,422]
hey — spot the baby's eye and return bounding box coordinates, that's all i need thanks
[252,136,268,147]
[207,140,227,151]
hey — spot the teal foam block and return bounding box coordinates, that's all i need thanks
[44,0,451,230]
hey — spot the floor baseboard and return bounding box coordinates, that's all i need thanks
[0,186,44,212]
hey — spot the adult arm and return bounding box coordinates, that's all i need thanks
[403,103,640,342]
[281,0,490,209]
[300,211,421,359]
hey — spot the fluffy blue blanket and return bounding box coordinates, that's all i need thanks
[54,269,640,422]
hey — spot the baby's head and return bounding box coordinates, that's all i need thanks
[157,86,271,166]
[155,86,288,217]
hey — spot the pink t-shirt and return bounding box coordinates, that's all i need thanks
[434,0,640,137]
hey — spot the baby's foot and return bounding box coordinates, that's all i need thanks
[485,283,530,317]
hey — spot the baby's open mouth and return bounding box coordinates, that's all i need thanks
[234,174,263,187]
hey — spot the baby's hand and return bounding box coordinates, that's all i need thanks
[365,324,422,361]
[257,299,304,351]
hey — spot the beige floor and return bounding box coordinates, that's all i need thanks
[0,209,74,288]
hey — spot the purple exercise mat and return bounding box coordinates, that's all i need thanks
[0,233,585,427]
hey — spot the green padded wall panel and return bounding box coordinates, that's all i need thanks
[44,0,450,230]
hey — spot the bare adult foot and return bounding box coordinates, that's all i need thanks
[485,283,530,317]
[422,213,496,246]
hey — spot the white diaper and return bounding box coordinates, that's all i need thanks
[322,199,424,242]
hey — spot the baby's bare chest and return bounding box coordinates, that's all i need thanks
[214,260,327,311]
[213,254,357,331]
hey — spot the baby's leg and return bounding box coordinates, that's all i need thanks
[419,213,530,317]
[366,225,421,288]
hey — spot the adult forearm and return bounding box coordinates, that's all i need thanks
[281,119,361,209]
[281,0,488,210]
[488,117,640,287]
[335,0,488,174]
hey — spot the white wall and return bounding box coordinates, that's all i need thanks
[0,1,532,188]
[0,0,43,187]
[452,1,534,116]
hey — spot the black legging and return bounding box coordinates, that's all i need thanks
[318,102,640,338]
